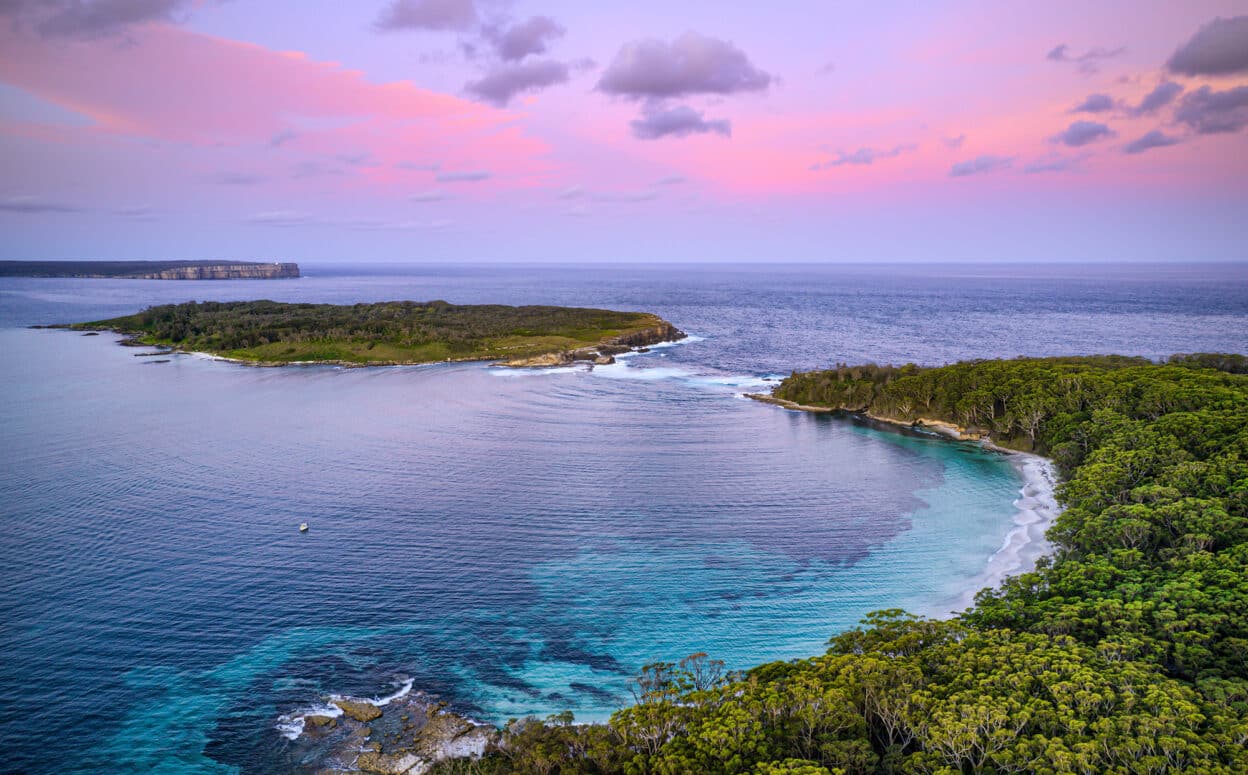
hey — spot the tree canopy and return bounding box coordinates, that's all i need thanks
[433,354,1248,774]
[70,300,673,364]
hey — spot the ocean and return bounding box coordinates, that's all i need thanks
[1,262,1244,773]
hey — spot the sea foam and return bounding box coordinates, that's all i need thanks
[275,677,414,740]
[944,454,1060,614]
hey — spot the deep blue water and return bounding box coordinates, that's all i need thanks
[0,262,1245,774]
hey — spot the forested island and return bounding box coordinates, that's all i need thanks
[315,353,1247,774]
[0,260,299,280]
[66,299,684,366]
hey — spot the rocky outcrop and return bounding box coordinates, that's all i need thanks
[303,715,338,735]
[744,394,835,413]
[356,752,429,774]
[503,319,685,367]
[881,415,986,441]
[607,321,683,349]
[289,687,497,775]
[504,351,571,367]
[334,698,383,722]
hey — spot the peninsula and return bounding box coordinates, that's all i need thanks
[66,299,684,366]
[0,260,299,280]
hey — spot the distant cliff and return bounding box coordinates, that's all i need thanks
[131,263,300,280]
[0,260,300,280]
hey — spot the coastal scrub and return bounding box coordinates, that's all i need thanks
[68,299,683,366]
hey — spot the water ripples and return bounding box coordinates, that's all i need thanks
[5,263,1243,773]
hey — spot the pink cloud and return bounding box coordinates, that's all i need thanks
[0,21,550,187]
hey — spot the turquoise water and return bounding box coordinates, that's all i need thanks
[0,329,1018,773]
[2,263,1245,773]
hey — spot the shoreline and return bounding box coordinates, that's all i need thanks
[277,435,1063,772]
[276,678,496,773]
[744,392,1063,617]
[54,325,686,370]
[941,452,1059,614]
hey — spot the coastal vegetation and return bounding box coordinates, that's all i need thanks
[69,300,681,365]
[424,354,1248,774]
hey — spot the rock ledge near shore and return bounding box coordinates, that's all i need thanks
[287,688,497,775]
[502,321,685,367]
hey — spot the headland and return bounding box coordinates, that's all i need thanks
[62,299,685,366]
[0,260,300,280]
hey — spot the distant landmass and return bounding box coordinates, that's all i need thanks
[0,260,300,280]
[67,299,685,366]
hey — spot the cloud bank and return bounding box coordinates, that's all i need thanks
[810,144,916,170]
[1071,94,1114,113]
[1123,130,1181,155]
[1167,16,1248,76]
[0,0,193,39]
[950,155,1013,177]
[0,194,82,213]
[1052,120,1114,147]
[1131,81,1183,116]
[375,0,477,32]
[630,104,730,140]
[1045,43,1124,74]
[1174,85,1248,134]
[598,32,772,100]
[483,16,565,62]
[465,59,569,106]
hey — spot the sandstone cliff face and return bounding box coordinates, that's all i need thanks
[0,260,301,279]
[606,321,684,348]
[134,263,300,280]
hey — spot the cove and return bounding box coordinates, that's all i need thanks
[0,327,1029,773]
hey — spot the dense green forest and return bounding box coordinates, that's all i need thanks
[69,300,676,364]
[433,355,1248,774]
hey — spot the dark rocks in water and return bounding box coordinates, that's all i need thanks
[303,715,337,735]
[636,347,650,352]
[81,332,100,336]
[146,359,172,364]
[334,698,383,722]
[290,690,496,774]
[356,750,425,774]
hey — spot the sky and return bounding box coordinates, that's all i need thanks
[1,0,1246,263]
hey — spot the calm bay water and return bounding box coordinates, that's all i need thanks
[1,262,1245,773]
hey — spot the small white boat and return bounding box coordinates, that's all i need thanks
[299,522,309,532]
